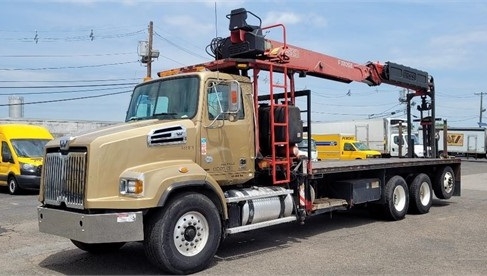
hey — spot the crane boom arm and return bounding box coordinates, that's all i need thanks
[266,39,431,93]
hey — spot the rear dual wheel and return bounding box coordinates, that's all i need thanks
[383,176,409,221]
[408,173,433,214]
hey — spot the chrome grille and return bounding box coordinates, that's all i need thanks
[43,151,87,209]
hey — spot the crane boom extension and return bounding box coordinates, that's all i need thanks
[265,39,431,93]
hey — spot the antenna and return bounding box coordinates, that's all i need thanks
[214,1,220,80]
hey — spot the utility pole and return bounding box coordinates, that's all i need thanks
[138,21,159,81]
[474,92,486,127]
[147,21,153,79]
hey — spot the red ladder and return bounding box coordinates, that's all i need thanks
[268,64,291,184]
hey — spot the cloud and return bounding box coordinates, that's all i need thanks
[162,15,215,35]
[261,10,327,30]
[390,29,487,70]
[201,0,245,8]
[262,11,301,26]
[430,30,487,49]
[306,13,327,28]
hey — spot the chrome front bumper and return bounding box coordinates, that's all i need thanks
[37,207,144,243]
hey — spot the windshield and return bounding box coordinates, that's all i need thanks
[11,139,50,158]
[353,142,371,151]
[125,76,199,121]
[298,139,317,151]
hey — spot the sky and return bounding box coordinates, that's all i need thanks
[0,0,486,128]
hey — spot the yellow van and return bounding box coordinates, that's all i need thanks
[0,124,53,194]
[313,133,381,160]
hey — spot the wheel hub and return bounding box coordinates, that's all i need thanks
[443,173,453,193]
[393,186,406,212]
[173,211,210,257]
[184,226,197,241]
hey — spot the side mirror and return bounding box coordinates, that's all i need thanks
[2,153,14,163]
[228,81,241,113]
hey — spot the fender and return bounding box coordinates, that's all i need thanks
[156,174,228,219]
[94,160,228,218]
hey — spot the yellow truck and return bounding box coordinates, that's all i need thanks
[313,134,381,160]
[0,124,53,194]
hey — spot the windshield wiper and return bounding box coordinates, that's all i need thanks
[152,112,178,119]
[127,116,144,122]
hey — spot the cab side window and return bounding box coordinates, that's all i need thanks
[393,135,405,145]
[1,141,13,163]
[207,82,244,120]
[344,143,355,151]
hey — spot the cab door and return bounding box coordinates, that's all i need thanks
[391,134,407,157]
[342,142,357,160]
[0,136,15,185]
[199,80,255,186]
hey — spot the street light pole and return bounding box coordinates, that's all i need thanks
[475,92,486,127]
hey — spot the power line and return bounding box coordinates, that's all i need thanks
[0,82,137,89]
[154,32,208,60]
[0,90,132,106]
[1,29,146,43]
[0,61,138,71]
[0,78,140,83]
[0,52,134,58]
[0,86,135,96]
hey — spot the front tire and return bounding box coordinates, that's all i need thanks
[8,176,22,195]
[383,176,409,221]
[144,193,222,274]
[408,173,433,214]
[433,166,455,199]
[71,240,125,254]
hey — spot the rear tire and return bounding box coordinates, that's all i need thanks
[144,193,221,274]
[383,176,409,221]
[433,166,455,199]
[8,177,22,195]
[408,173,433,214]
[71,240,125,254]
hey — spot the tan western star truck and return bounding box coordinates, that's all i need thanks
[37,8,461,275]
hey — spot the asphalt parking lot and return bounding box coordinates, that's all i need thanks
[0,159,486,275]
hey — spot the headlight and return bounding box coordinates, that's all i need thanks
[119,178,144,197]
[20,162,36,172]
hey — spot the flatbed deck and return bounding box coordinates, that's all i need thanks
[311,158,461,175]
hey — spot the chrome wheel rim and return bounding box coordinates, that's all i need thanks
[173,211,209,257]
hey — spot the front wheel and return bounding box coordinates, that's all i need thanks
[383,175,409,221]
[8,177,22,195]
[144,193,222,274]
